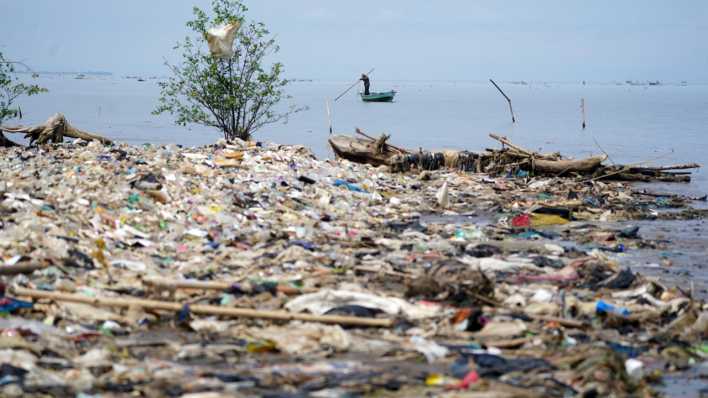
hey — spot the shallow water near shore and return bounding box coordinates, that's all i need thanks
[12,76,708,192]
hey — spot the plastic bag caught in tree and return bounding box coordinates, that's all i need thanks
[206,22,240,58]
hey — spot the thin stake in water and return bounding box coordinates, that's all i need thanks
[326,99,333,135]
[581,98,586,129]
[489,79,516,123]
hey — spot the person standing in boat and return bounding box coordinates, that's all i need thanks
[360,74,371,95]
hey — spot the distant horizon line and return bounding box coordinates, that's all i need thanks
[16,71,706,85]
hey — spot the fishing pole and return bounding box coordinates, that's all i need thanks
[335,68,375,102]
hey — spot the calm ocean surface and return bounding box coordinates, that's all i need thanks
[13,75,708,193]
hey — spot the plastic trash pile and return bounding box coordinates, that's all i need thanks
[0,139,705,397]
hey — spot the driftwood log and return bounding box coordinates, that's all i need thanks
[533,155,607,174]
[329,132,700,182]
[489,134,700,181]
[0,113,112,146]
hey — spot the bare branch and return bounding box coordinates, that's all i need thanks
[0,61,35,73]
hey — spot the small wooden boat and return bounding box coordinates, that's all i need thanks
[328,134,404,166]
[360,91,396,102]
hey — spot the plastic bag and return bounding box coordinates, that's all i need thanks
[206,22,241,58]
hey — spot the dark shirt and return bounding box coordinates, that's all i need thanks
[361,75,370,95]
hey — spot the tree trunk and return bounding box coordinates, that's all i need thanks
[0,113,112,146]
[533,155,607,174]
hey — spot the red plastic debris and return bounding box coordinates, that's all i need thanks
[511,214,531,228]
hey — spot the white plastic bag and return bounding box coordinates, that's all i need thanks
[206,22,240,58]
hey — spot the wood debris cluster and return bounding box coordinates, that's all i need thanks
[329,131,700,182]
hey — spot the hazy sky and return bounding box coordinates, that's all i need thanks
[1,1,707,81]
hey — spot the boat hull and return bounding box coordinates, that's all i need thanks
[360,91,396,102]
[328,135,400,166]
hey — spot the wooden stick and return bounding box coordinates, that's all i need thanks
[482,336,533,348]
[636,163,701,171]
[614,173,691,183]
[12,287,393,328]
[589,148,686,183]
[591,135,615,165]
[491,309,587,329]
[469,292,501,307]
[488,133,535,157]
[631,189,707,201]
[326,99,333,135]
[581,98,586,129]
[355,127,375,142]
[581,153,679,183]
[489,79,516,123]
[355,128,410,154]
[142,277,317,296]
[528,314,587,329]
[584,165,648,183]
[0,263,46,276]
[650,171,692,176]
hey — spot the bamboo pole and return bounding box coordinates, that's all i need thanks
[142,277,317,296]
[489,79,516,123]
[481,336,532,348]
[581,98,586,129]
[637,163,701,171]
[326,99,333,135]
[528,314,587,329]
[11,287,393,328]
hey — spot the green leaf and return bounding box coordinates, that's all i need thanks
[0,51,47,125]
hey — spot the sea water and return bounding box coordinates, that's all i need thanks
[12,75,708,193]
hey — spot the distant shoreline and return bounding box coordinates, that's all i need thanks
[15,70,112,76]
[17,73,706,86]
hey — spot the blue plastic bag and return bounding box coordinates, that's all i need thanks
[333,179,367,193]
